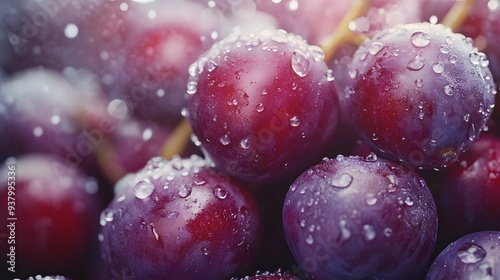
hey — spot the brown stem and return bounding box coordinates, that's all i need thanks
[160,118,193,159]
[441,0,476,32]
[321,0,373,63]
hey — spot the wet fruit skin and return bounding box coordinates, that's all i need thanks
[99,155,262,280]
[187,29,340,185]
[347,22,496,170]
[426,231,500,280]
[434,133,500,250]
[282,155,438,280]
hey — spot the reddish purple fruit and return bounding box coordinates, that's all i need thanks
[283,154,438,279]
[187,29,340,184]
[99,155,262,280]
[426,231,500,280]
[347,22,496,170]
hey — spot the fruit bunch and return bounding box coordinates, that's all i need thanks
[1,0,500,279]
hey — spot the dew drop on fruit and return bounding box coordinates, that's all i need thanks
[469,51,481,65]
[363,224,376,241]
[339,220,351,240]
[383,227,393,237]
[348,69,358,79]
[240,137,250,149]
[150,223,164,248]
[134,179,154,199]
[178,184,192,198]
[256,103,264,112]
[187,81,197,94]
[365,153,378,162]
[444,85,454,96]
[291,50,310,77]
[64,23,79,39]
[290,116,300,127]
[326,69,335,81]
[415,79,424,88]
[213,185,228,200]
[404,197,414,206]
[201,247,210,256]
[407,54,425,71]
[365,195,378,206]
[220,134,231,145]
[449,54,459,64]
[305,235,314,245]
[330,173,353,188]
[411,30,431,47]
[166,211,179,219]
[432,62,444,74]
[100,209,114,226]
[440,44,451,54]
[369,42,384,55]
[457,243,487,264]
[50,114,61,125]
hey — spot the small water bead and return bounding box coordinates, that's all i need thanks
[449,54,459,64]
[261,89,268,95]
[305,235,314,245]
[445,35,453,45]
[365,195,378,206]
[444,85,454,96]
[404,197,414,206]
[365,153,378,162]
[134,179,154,199]
[33,126,44,137]
[432,62,444,74]
[64,23,79,39]
[50,114,61,125]
[415,79,424,88]
[178,184,192,198]
[100,209,114,226]
[457,243,487,264]
[469,51,481,65]
[288,0,299,11]
[348,69,358,79]
[363,224,376,241]
[201,247,210,256]
[369,42,384,55]
[256,103,265,113]
[330,173,353,188]
[383,227,393,237]
[440,44,451,54]
[220,134,231,145]
[411,30,431,47]
[339,220,351,240]
[291,50,311,77]
[407,54,425,71]
[213,185,228,200]
[206,60,217,72]
[300,219,306,228]
[326,69,335,81]
[464,114,471,122]
[290,116,300,127]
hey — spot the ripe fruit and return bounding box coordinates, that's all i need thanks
[426,231,500,279]
[99,155,262,279]
[187,29,340,184]
[346,22,496,170]
[283,154,437,279]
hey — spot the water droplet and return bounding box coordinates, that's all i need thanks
[415,79,424,88]
[365,153,377,162]
[469,51,481,65]
[445,35,453,45]
[457,243,487,264]
[369,42,384,55]
[261,89,268,95]
[187,81,197,94]
[411,30,431,47]
[308,45,325,61]
[305,235,314,245]
[202,247,210,256]
[444,85,454,96]
[432,61,444,74]
[330,173,353,188]
[108,99,130,120]
[360,52,368,61]
[339,220,351,240]
[178,184,192,198]
[220,134,231,145]
[363,224,376,241]
[300,219,306,228]
[134,179,154,199]
[348,69,358,79]
[383,227,392,237]
[288,0,299,11]
[166,211,179,219]
[326,69,335,81]
[365,195,378,206]
[449,54,458,64]
[440,44,451,54]
[142,128,153,141]
[407,54,425,71]
[404,197,414,206]
[372,133,379,141]
[291,50,310,77]
[33,126,44,137]
[290,116,300,127]
[255,103,265,113]
[64,23,79,39]
[206,60,217,72]
[464,114,471,122]
[150,223,164,248]
[100,209,114,226]
[213,185,228,200]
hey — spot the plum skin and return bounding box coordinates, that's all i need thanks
[187,29,340,185]
[99,156,262,280]
[347,22,496,170]
[282,155,438,279]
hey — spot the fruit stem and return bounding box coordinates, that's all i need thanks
[441,0,476,32]
[160,118,192,159]
[321,0,372,63]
